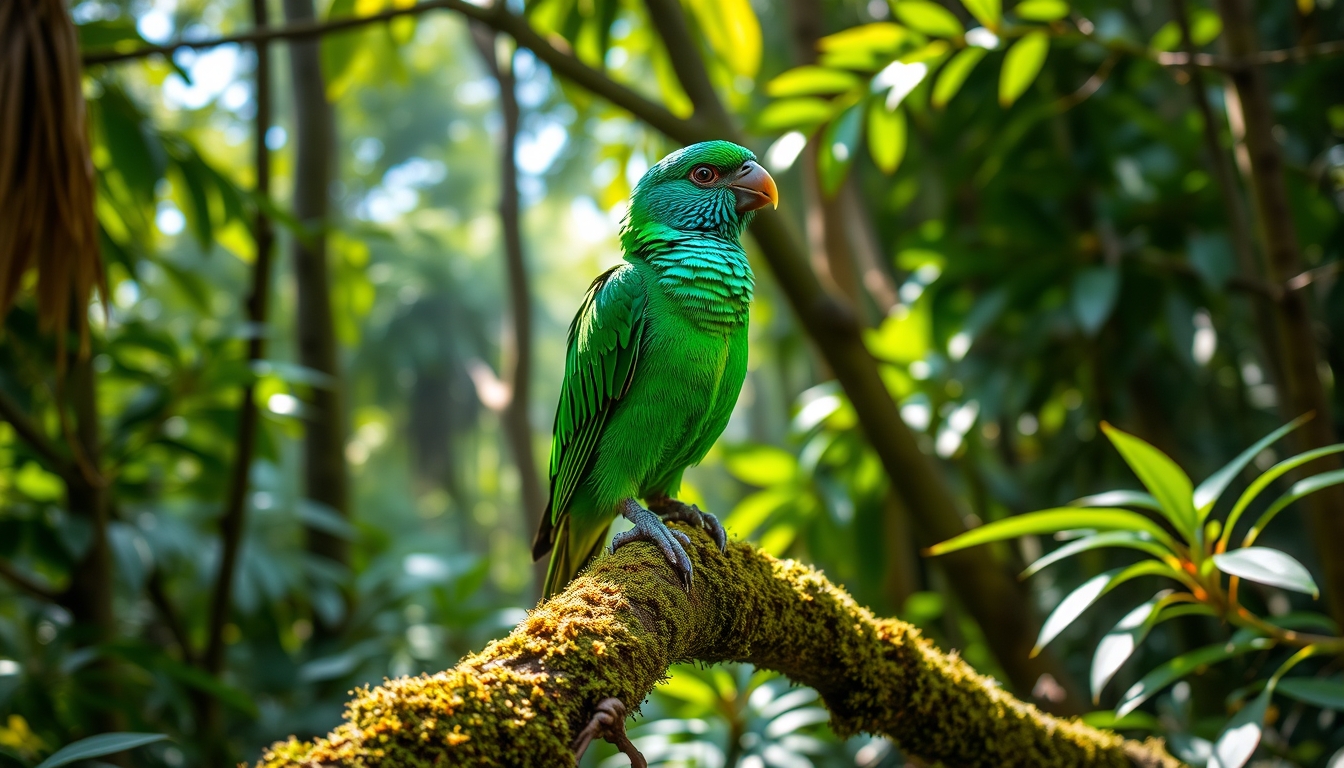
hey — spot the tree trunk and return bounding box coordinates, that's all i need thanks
[253,529,1180,768]
[470,26,546,596]
[1213,0,1344,625]
[283,0,351,583]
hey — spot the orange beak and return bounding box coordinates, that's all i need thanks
[730,160,779,213]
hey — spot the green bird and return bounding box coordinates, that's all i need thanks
[532,140,778,598]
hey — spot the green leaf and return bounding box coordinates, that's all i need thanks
[1276,677,1344,710]
[926,508,1179,556]
[1035,562,1186,656]
[1072,266,1120,335]
[1091,597,1162,702]
[998,30,1049,106]
[1211,688,1269,768]
[1022,531,1170,578]
[1115,637,1273,717]
[1102,423,1197,543]
[1244,468,1344,548]
[756,98,835,132]
[1149,10,1222,52]
[959,0,1002,29]
[35,734,169,768]
[724,445,797,486]
[1194,416,1309,517]
[766,66,862,97]
[817,23,913,57]
[1213,547,1319,598]
[1013,0,1070,21]
[893,1,965,38]
[1034,570,1116,655]
[817,103,863,197]
[725,487,793,537]
[867,102,907,174]
[1221,443,1344,548]
[932,47,987,108]
[1073,490,1163,512]
[686,0,763,78]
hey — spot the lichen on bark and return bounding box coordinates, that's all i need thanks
[255,526,1182,768]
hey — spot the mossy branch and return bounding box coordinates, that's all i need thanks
[256,527,1182,768]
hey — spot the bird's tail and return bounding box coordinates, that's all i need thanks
[542,515,608,599]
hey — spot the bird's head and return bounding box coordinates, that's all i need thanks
[623,140,778,243]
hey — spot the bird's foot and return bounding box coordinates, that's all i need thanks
[611,499,693,591]
[648,495,727,552]
[571,697,646,768]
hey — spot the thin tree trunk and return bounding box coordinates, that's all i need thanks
[470,26,546,595]
[1213,0,1344,625]
[283,0,350,587]
[198,1,275,759]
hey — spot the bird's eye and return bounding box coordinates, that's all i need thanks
[690,165,718,185]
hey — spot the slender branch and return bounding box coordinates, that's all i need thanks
[0,386,73,479]
[254,529,1181,768]
[203,0,274,699]
[0,558,61,602]
[148,568,196,665]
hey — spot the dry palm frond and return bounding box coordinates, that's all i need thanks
[0,0,105,364]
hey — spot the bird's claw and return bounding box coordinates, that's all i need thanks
[571,697,647,768]
[648,497,728,553]
[612,500,694,591]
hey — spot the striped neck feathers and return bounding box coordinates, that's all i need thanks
[623,223,753,332]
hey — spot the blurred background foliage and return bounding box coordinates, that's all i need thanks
[1,0,1343,765]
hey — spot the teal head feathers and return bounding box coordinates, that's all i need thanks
[622,140,778,246]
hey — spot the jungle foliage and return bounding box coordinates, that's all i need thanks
[0,0,1342,765]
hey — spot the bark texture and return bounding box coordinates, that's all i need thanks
[255,527,1179,768]
[1214,0,1344,624]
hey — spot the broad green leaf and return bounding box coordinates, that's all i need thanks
[725,487,793,536]
[1194,416,1309,518]
[817,103,863,197]
[77,18,147,52]
[35,734,169,768]
[756,98,834,132]
[1092,597,1162,702]
[1211,689,1268,768]
[1221,444,1344,549]
[893,1,964,38]
[1072,266,1120,335]
[766,66,862,98]
[1102,423,1197,543]
[926,508,1179,556]
[1213,547,1319,597]
[959,0,1002,29]
[998,30,1049,106]
[724,445,797,486]
[867,102,907,174]
[1243,468,1344,548]
[1276,677,1344,710]
[932,47,986,108]
[1013,0,1070,20]
[1115,637,1273,717]
[818,22,912,54]
[1073,489,1163,512]
[686,0,762,78]
[1021,531,1170,579]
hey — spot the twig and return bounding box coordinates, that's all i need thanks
[0,558,61,602]
[1284,260,1341,292]
[0,386,73,479]
[148,569,196,664]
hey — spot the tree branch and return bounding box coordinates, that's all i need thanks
[0,558,61,602]
[0,386,74,480]
[253,528,1180,768]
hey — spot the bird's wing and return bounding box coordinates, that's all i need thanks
[531,264,647,559]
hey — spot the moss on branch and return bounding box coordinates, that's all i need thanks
[256,527,1182,767]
